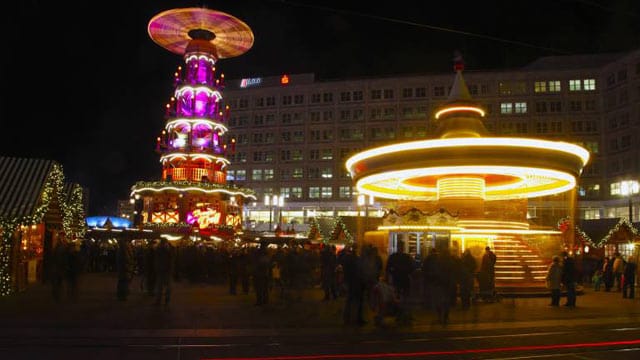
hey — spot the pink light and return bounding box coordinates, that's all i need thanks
[202,339,640,360]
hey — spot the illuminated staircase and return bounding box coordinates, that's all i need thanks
[492,236,548,287]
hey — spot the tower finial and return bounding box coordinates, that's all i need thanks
[453,50,464,72]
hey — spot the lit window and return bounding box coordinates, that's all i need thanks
[252,169,263,181]
[534,81,547,93]
[548,81,561,92]
[321,187,333,198]
[339,186,351,198]
[569,80,581,91]
[583,79,596,91]
[309,187,320,199]
[514,102,527,114]
[610,182,621,196]
[500,103,513,114]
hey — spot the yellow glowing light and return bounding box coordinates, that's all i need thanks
[131,186,257,199]
[355,166,576,201]
[434,106,486,119]
[457,229,561,235]
[377,225,463,231]
[458,220,530,230]
[437,177,485,199]
[346,137,590,171]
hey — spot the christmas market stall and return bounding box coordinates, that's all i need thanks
[0,157,86,296]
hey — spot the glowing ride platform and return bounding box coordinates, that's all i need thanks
[346,61,590,286]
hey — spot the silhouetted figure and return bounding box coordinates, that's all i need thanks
[253,244,271,306]
[623,261,636,299]
[341,246,365,326]
[144,240,157,296]
[479,246,497,301]
[155,238,174,306]
[459,249,476,309]
[320,245,338,301]
[116,239,135,301]
[51,237,68,302]
[561,251,577,307]
[66,242,81,302]
[386,241,414,300]
[546,255,562,306]
[432,248,456,326]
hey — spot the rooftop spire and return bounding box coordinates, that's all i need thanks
[447,51,471,101]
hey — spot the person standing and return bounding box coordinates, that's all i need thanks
[320,245,338,301]
[386,241,414,300]
[612,252,625,292]
[341,246,365,326]
[561,251,577,307]
[480,246,497,300]
[253,243,271,306]
[459,249,476,309]
[154,238,174,306]
[623,260,636,299]
[545,255,562,306]
[116,239,135,301]
[51,234,68,302]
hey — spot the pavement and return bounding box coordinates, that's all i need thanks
[0,272,639,338]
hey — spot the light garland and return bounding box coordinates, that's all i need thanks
[329,217,353,244]
[0,163,86,296]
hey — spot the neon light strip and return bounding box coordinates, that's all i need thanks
[160,153,230,164]
[356,166,576,200]
[458,220,530,229]
[458,229,561,234]
[175,86,222,101]
[437,177,485,199]
[434,106,486,119]
[378,225,463,231]
[346,137,590,170]
[131,186,256,199]
[185,54,216,65]
[166,118,228,133]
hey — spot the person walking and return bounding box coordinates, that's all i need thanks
[546,255,562,306]
[154,238,174,307]
[561,251,577,307]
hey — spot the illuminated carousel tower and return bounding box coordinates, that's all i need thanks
[130,8,256,239]
[347,57,590,287]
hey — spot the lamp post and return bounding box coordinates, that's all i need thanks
[357,194,374,242]
[620,180,639,222]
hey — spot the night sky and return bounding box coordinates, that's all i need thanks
[0,0,638,215]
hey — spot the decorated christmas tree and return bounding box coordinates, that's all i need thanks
[329,217,353,244]
[307,217,322,242]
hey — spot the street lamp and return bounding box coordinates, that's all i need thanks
[620,180,639,222]
[357,194,374,241]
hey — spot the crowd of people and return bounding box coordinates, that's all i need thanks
[47,235,638,328]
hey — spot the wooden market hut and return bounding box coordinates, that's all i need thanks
[0,157,86,296]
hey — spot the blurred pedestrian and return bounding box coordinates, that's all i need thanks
[155,238,174,306]
[116,239,135,301]
[561,251,577,307]
[545,255,562,306]
[623,260,636,299]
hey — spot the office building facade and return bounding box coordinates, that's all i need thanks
[223,50,640,229]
